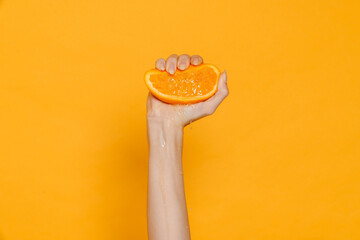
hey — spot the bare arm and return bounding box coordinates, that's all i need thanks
[147,54,229,240]
[147,118,188,239]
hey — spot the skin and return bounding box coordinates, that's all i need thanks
[147,54,229,240]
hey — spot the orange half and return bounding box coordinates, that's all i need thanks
[144,64,221,104]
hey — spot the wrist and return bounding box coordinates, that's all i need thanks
[147,116,183,132]
[147,116,183,154]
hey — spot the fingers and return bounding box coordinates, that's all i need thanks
[166,54,178,75]
[201,71,229,115]
[155,58,166,71]
[156,54,203,74]
[191,55,203,66]
[177,54,190,70]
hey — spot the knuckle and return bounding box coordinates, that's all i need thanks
[219,87,229,97]
[204,107,215,116]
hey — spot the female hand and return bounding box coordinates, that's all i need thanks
[147,54,229,126]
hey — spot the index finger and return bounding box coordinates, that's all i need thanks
[155,58,166,71]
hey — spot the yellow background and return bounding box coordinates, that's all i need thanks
[1,0,360,239]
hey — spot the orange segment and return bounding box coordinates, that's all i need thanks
[144,64,220,104]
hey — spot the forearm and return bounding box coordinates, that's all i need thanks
[147,117,190,240]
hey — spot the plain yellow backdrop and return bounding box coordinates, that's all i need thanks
[1,0,360,239]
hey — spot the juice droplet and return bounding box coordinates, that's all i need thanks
[160,131,166,148]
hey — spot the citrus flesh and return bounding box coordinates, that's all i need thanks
[144,64,220,104]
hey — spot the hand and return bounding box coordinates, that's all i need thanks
[147,54,229,127]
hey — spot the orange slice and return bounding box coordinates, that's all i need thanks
[144,64,221,104]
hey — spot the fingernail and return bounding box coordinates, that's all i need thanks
[223,70,227,82]
[169,65,175,74]
[179,63,185,70]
